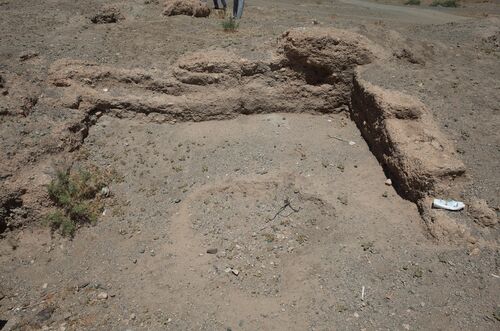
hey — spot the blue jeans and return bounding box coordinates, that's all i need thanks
[233,0,244,19]
[213,0,227,9]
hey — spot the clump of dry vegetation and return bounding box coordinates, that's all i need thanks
[222,16,239,32]
[45,167,112,237]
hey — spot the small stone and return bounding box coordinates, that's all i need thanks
[130,313,136,320]
[35,306,55,322]
[413,269,423,278]
[469,247,480,256]
[353,312,359,318]
[97,292,108,300]
[224,267,232,273]
[42,283,48,289]
[206,248,218,254]
[174,198,181,203]
[382,191,388,198]
[100,186,110,197]
[139,247,145,254]
[337,194,348,205]
[402,324,410,330]
[385,179,392,186]
[232,269,239,276]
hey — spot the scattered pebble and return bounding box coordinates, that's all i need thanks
[385,179,392,186]
[100,186,110,197]
[97,292,108,300]
[206,248,218,254]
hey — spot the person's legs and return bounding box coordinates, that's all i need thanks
[221,0,227,9]
[232,0,238,18]
[234,0,244,19]
[213,0,219,9]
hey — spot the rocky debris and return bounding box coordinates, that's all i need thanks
[97,292,108,300]
[469,199,498,227]
[163,0,210,17]
[206,248,218,254]
[91,6,124,24]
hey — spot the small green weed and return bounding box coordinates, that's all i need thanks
[222,16,239,32]
[405,0,421,5]
[430,0,458,7]
[44,210,75,237]
[45,167,110,237]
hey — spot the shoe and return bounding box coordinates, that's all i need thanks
[432,199,465,211]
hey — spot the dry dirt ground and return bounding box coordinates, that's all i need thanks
[0,0,499,330]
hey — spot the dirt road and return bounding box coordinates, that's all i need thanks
[339,0,469,23]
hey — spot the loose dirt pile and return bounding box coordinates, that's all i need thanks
[163,0,211,17]
[90,6,124,24]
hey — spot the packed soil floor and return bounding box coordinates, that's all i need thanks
[0,0,499,330]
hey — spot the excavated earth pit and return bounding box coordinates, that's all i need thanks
[43,27,473,238]
[1,26,498,330]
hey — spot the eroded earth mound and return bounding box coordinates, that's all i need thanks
[163,0,211,17]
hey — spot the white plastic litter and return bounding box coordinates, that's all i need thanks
[432,199,465,211]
